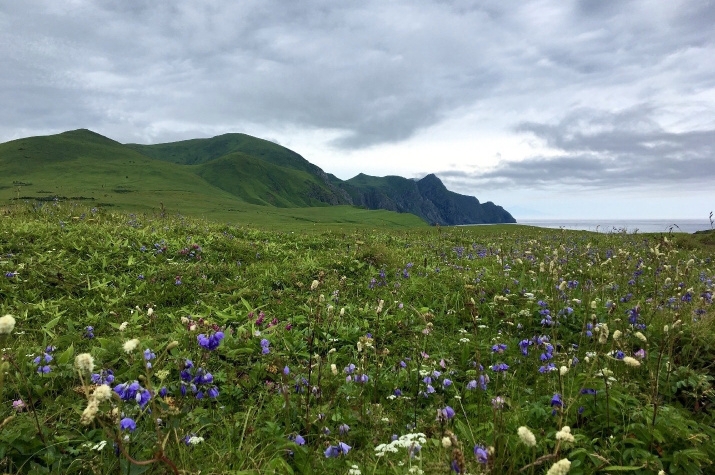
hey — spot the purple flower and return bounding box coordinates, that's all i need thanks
[85,326,94,339]
[197,331,225,350]
[339,423,350,435]
[474,445,488,464]
[120,417,137,432]
[443,378,453,387]
[283,366,290,375]
[478,374,489,390]
[344,363,356,374]
[491,343,507,353]
[356,374,369,384]
[324,442,351,457]
[551,393,563,407]
[466,380,477,390]
[519,339,530,355]
[580,388,597,395]
[490,363,509,372]
[260,339,270,354]
[440,406,456,420]
[292,434,306,445]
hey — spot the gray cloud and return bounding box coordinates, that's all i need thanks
[438,106,715,192]
[1,0,715,152]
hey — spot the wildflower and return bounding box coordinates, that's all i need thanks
[92,385,112,402]
[546,458,571,475]
[80,400,100,425]
[491,396,506,409]
[517,426,537,447]
[123,338,140,353]
[441,436,452,448]
[12,399,26,411]
[555,426,574,444]
[634,332,647,342]
[559,366,568,376]
[339,423,350,435]
[612,330,622,340]
[113,381,151,407]
[466,380,477,390]
[443,378,453,387]
[197,331,225,351]
[119,321,128,331]
[283,366,290,375]
[91,369,115,385]
[0,314,16,334]
[33,349,53,374]
[74,353,95,374]
[344,363,356,374]
[491,362,509,372]
[623,356,641,367]
[634,348,646,359]
[291,434,306,445]
[311,280,319,290]
[120,417,137,432]
[348,465,362,475]
[474,445,488,464]
[260,338,270,354]
[84,326,94,339]
[439,406,456,420]
[324,442,351,457]
[551,393,563,407]
[143,348,156,368]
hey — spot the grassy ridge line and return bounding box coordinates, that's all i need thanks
[0,130,424,227]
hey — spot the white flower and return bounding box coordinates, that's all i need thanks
[634,332,647,342]
[188,436,205,445]
[80,399,100,425]
[74,353,95,374]
[91,440,107,451]
[348,465,362,475]
[92,385,112,402]
[0,314,16,335]
[555,426,575,444]
[441,436,452,448]
[517,426,537,447]
[147,308,154,317]
[119,321,128,331]
[123,338,140,353]
[310,280,319,290]
[331,364,338,375]
[546,458,571,475]
[623,356,641,367]
[612,330,622,340]
[559,366,569,376]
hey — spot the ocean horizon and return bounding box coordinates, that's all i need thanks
[515,219,712,234]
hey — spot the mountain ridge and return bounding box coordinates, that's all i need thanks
[0,129,515,225]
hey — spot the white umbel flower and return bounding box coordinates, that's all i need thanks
[546,458,571,475]
[555,426,575,443]
[0,314,16,334]
[123,338,140,353]
[517,426,537,447]
[74,353,95,374]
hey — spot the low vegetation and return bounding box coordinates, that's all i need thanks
[1,201,713,474]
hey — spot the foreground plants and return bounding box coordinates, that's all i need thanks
[0,203,714,474]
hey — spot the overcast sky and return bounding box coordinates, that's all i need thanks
[2,1,714,220]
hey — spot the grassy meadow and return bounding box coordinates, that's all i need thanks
[1,201,714,474]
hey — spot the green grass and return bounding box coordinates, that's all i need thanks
[0,130,424,228]
[1,203,713,474]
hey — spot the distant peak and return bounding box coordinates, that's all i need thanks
[418,173,446,189]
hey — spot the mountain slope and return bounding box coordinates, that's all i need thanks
[344,173,515,225]
[0,129,515,226]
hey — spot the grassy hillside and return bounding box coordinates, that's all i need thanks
[0,130,423,228]
[0,205,713,474]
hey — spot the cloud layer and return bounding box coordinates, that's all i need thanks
[1,1,714,217]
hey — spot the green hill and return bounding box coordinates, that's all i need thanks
[0,128,515,227]
[0,130,421,227]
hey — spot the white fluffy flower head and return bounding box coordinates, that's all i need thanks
[0,314,16,335]
[517,426,537,447]
[74,353,95,374]
[123,338,140,353]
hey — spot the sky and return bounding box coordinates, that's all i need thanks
[1,0,714,220]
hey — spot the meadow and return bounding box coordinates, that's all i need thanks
[0,201,714,474]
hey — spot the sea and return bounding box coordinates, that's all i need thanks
[515,219,712,234]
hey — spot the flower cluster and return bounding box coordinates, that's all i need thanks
[113,381,152,407]
[180,360,219,399]
[198,331,225,351]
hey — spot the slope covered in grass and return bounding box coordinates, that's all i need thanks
[1,204,713,474]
